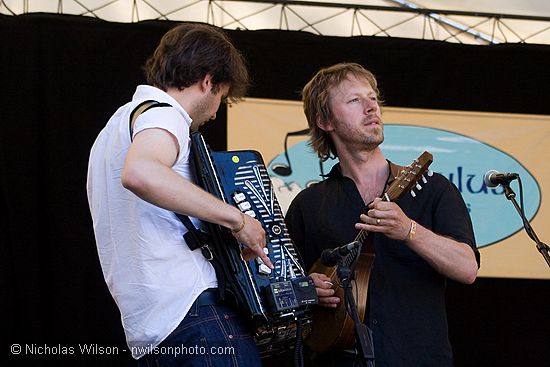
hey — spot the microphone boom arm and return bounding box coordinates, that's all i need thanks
[501,182,550,268]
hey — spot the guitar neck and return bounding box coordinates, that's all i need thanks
[355,230,368,245]
[355,190,394,245]
[348,152,433,259]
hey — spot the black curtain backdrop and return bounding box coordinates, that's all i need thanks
[2,13,549,367]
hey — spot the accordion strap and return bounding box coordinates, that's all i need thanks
[176,213,212,258]
[127,99,227,294]
[128,99,171,141]
[177,212,229,300]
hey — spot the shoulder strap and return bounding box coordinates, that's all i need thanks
[127,98,228,299]
[128,99,200,243]
[128,99,171,141]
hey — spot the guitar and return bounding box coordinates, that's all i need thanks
[305,151,434,352]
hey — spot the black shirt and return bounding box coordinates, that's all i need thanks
[285,161,479,367]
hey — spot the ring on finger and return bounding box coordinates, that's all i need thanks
[376,218,381,225]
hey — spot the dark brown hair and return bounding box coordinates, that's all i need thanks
[145,23,249,102]
[302,62,381,161]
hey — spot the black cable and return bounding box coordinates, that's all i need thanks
[294,319,304,367]
[502,178,550,267]
[517,177,538,242]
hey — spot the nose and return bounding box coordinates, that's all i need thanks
[364,99,377,114]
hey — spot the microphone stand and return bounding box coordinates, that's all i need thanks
[502,183,550,268]
[336,253,375,367]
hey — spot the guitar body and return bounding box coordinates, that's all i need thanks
[305,251,375,352]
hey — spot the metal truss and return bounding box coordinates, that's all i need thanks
[2,0,550,45]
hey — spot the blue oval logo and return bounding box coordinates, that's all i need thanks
[267,125,541,248]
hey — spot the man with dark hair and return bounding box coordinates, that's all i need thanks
[87,23,270,366]
[286,62,480,366]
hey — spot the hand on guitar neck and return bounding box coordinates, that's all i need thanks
[356,197,415,242]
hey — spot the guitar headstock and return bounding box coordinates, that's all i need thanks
[384,151,433,202]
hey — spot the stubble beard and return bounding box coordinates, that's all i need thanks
[193,92,217,128]
[364,126,384,149]
[332,115,385,152]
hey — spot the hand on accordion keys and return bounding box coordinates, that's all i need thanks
[231,212,274,269]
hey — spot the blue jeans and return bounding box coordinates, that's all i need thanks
[137,301,262,367]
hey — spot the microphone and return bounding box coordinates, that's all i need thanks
[320,241,360,267]
[483,170,519,187]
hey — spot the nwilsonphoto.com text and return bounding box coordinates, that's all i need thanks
[9,343,235,358]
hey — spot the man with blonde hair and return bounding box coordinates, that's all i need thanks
[286,62,480,366]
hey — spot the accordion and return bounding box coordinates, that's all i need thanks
[190,132,318,357]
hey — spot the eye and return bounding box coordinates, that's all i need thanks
[348,97,359,103]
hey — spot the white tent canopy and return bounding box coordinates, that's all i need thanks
[3,0,550,44]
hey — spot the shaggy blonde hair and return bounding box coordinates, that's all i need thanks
[301,62,381,161]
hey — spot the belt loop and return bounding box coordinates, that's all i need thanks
[189,298,200,317]
[194,288,219,308]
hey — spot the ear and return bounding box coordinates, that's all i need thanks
[200,73,214,93]
[316,115,334,132]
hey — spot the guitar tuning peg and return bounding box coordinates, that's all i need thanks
[422,175,427,184]
[410,190,416,198]
[427,170,433,177]
[416,182,422,190]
